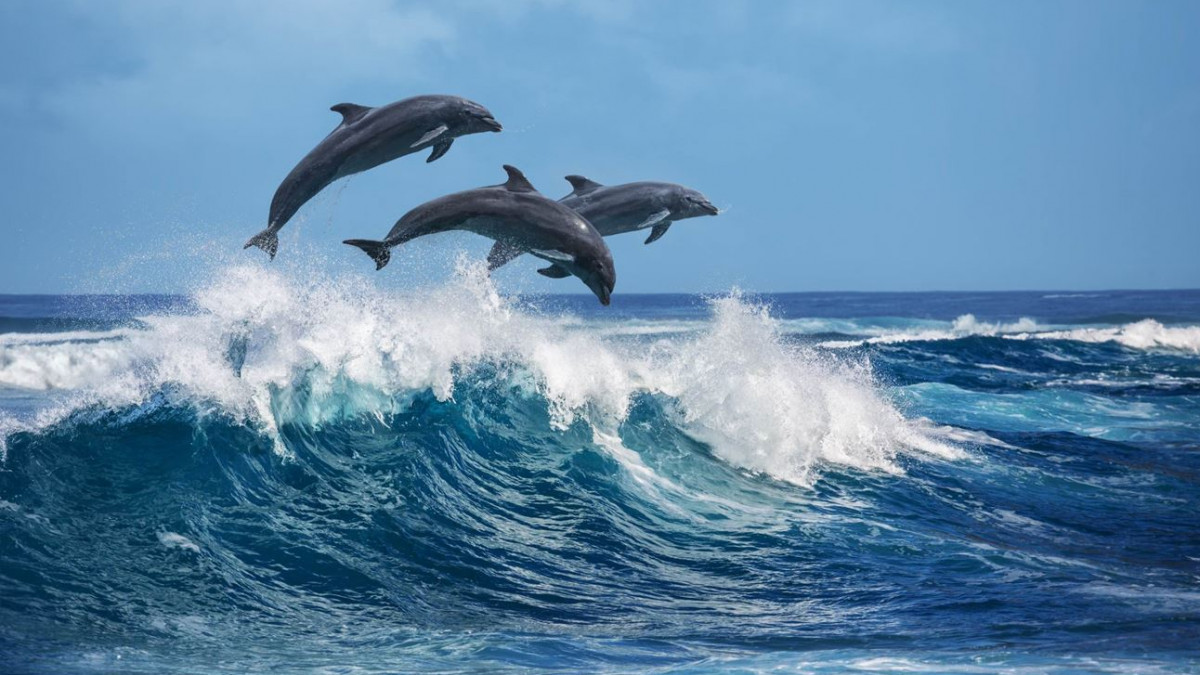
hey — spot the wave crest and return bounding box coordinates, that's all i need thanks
[819,313,1200,353]
[1024,319,1200,353]
[656,293,960,484]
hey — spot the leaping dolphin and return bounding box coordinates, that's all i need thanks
[245,94,503,259]
[344,166,616,305]
[486,176,718,271]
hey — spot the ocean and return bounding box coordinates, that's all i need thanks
[1,264,1198,673]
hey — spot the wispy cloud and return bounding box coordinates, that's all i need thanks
[642,60,800,107]
[18,0,656,143]
[787,0,961,54]
[34,1,456,139]
[454,0,637,24]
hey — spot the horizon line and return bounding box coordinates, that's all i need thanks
[3,288,1200,299]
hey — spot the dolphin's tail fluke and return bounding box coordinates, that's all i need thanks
[343,239,392,270]
[243,229,279,260]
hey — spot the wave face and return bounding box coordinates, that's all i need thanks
[2,274,1199,673]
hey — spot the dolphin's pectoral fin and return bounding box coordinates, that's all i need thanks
[412,124,449,148]
[564,175,603,197]
[487,240,524,271]
[501,165,538,192]
[427,139,454,163]
[331,103,372,125]
[644,222,672,244]
[537,264,571,279]
[531,249,575,264]
[635,209,672,231]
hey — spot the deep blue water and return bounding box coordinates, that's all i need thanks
[2,270,1199,673]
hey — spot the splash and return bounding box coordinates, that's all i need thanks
[0,263,958,484]
[651,293,961,484]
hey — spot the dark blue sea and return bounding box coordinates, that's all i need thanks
[2,265,1199,673]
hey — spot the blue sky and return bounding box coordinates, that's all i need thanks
[1,0,1197,294]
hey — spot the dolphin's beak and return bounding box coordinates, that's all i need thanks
[597,285,612,306]
[701,200,720,216]
[482,116,502,132]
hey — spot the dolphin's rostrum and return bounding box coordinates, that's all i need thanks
[245,94,502,259]
[344,166,617,305]
[487,176,718,271]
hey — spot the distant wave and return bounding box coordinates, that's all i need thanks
[0,328,136,346]
[816,314,1042,348]
[1016,320,1200,353]
[816,314,1200,353]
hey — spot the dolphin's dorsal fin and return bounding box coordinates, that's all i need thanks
[564,175,603,196]
[331,103,372,125]
[502,165,537,193]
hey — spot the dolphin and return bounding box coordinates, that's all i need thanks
[344,166,616,305]
[245,94,503,259]
[486,176,719,271]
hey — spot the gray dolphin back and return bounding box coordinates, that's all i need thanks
[346,165,614,304]
[345,166,552,271]
[246,94,501,259]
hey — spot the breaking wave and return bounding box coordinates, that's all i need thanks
[1023,320,1200,353]
[0,262,958,483]
[2,274,1197,674]
[817,313,1200,353]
